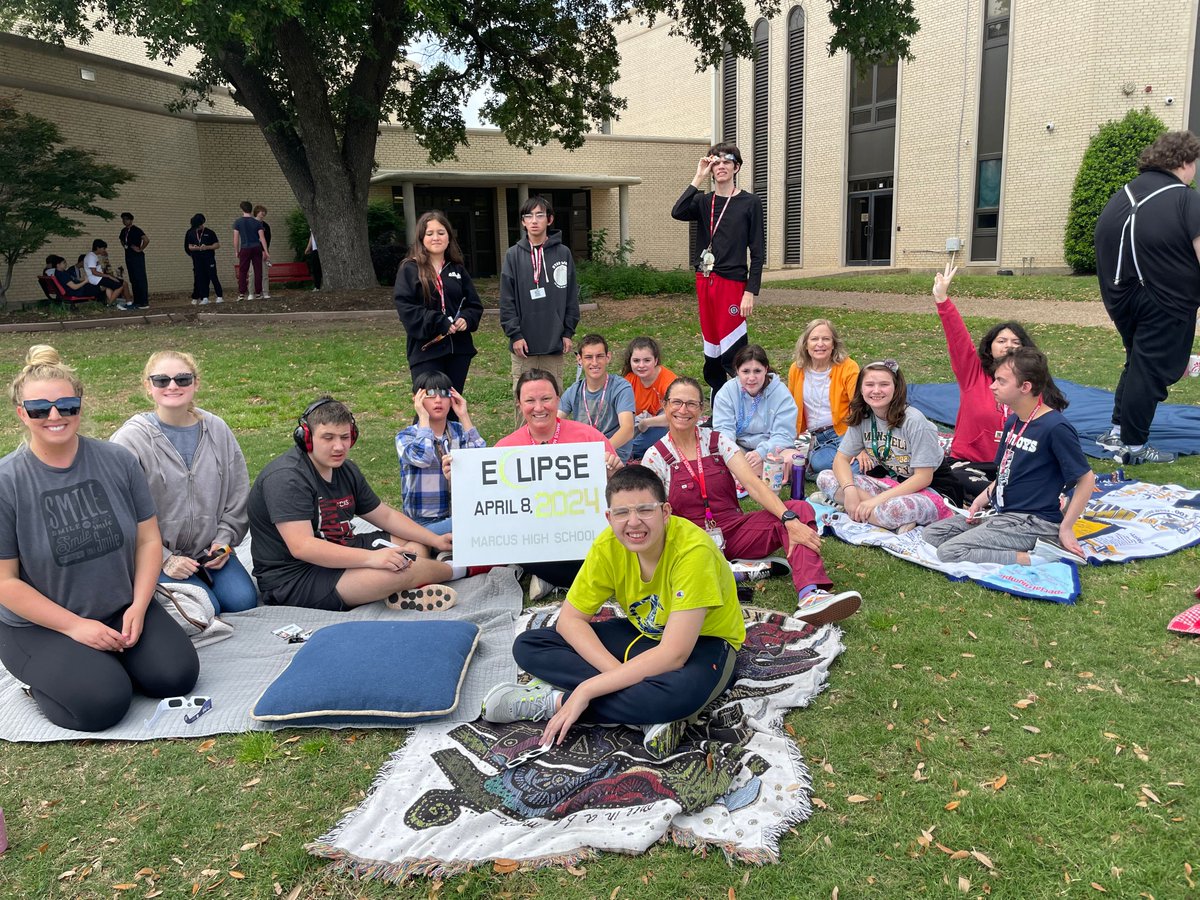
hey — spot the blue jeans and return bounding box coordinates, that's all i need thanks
[629,426,667,461]
[807,428,851,480]
[414,515,454,536]
[158,554,258,614]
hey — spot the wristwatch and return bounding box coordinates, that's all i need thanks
[780,510,799,524]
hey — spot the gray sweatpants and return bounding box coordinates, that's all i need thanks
[922,512,1059,565]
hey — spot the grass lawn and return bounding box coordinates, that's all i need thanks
[769,272,1103,303]
[0,298,1197,899]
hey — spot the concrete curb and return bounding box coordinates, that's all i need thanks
[0,303,598,334]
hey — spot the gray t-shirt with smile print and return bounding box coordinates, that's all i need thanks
[0,437,157,626]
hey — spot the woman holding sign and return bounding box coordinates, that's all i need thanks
[446,369,619,599]
[642,377,861,625]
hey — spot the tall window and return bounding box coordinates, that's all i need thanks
[784,7,805,265]
[972,0,1010,261]
[849,61,897,130]
[722,45,737,143]
[752,19,769,263]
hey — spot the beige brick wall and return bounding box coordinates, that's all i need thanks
[3,37,706,300]
[609,17,712,138]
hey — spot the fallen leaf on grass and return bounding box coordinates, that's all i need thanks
[949,850,970,861]
[990,774,1008,792]
[812,797,828,809]
[1022,725,1041,734]
[1091,883,1107,892]
[281,736,301,744]
[1014,698,1035,709]
[229,871,245,880]
[493,859,519,874]
[610,887,621,900]
[241,778,261,789]
[728,888,737,900]
[1140,787,1161,804]
[196,740,216,753]
[958,875,970,892]
[961,653,975,658]
[111,885,137,891]
[847,794,870,804]
[566,865,586,877]
[945,801,960,811]
[971,850,996,869]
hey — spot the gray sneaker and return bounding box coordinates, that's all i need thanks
[1095,427,1123,451]
[481,680,557,723]
[642,719,688,759]
[1115,443,1177,465]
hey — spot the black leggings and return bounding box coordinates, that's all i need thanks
[0,601,199,732]
[191,258,224,301]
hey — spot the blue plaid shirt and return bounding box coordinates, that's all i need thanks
[395,422,486,522]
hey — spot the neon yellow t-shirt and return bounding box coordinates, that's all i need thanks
[567,516,745,650]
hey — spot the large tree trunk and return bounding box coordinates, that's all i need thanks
[213,10,406,292]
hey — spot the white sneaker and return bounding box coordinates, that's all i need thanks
[481,680,557,723]
[190,298,199,306]
[730,557,792,582]
[237,293,246,302]
[199,297,209,305]
[796,588,862,626]
[245,293,256,301]
[215,296,223,304]
[262,290,272,299]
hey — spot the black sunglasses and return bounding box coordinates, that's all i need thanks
[22,397,82,419]
[147,373,195,388]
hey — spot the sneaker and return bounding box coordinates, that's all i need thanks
[481,680,557,723]
[386,583,457,612]
[115,301,133,311]
[237,293,246,302]
[642,719,688,759]
[190,298,199,306]
[1095,426,1123,451]
[1115,443,1176,465]
[262,290,272,299]
[1032,538,1080,563]
[730,556,792,582]
[246,293,257,301]
[215,296,223,304]
[528,575,556,601]
[795,588,862,626]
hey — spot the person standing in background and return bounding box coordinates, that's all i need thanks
[232,202,269,301]
[119,213,150,310]
[306,232,322,291]
[185,214,224,305]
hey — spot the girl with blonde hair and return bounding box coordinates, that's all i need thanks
[0,345,198,731]
[111,350,257,612]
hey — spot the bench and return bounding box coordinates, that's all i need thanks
[37,274,98,305]
[232,260,312,288]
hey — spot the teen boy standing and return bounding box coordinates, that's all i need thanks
[671,143,764,400]
[499,196,580,411]
[481,466,744,760]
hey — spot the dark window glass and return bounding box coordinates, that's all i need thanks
[986,20,1009,40]
[876,65,898,103]
[851,109,872,127]
[876,102,896,123]
[977,211,999,230]
[977,158,1002,208]
[851,68,872,108]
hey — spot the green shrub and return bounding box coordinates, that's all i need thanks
[284,207,309,262]
[284,201,405,264]
[1063,107,1165,273]
[577,261,694,300]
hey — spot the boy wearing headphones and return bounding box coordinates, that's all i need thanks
[247,397,460,611]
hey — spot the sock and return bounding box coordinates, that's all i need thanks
[440,559,468,580]
[797,583,819,599]
[1125,444,1144,452]
[1111,425,1121,437]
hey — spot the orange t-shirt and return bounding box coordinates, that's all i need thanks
[624,366,677,415]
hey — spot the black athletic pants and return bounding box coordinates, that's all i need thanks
[514,619,736,725]
[0,601,199,732]
[307,250,323,289]
[191,258,224,301]
[1105,288,1197,446]
[125,250,149,307]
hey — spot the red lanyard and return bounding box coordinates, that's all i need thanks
[530,245,545,286]
[581,378,611,429]
[194,229,204,247]
[708,193,734,246]
[997,400,1042,485]
[433,262,446,314]
[525,417,563,445]
[669,428,714,523]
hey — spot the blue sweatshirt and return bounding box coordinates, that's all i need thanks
[712,376,798,459]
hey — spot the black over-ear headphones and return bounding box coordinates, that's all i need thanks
[293,397,358,452]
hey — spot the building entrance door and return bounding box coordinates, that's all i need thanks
[846,189,893,266]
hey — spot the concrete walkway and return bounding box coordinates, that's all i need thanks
[756,288,1113,329]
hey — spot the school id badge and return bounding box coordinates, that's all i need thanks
[530,287,547,299]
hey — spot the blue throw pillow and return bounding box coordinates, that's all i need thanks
[251,620,480,726]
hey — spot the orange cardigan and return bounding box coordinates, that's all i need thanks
[787,358,860,435]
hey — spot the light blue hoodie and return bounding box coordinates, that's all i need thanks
[712,376,798,459]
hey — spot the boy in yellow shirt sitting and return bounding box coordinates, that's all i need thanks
[482,466,744,759]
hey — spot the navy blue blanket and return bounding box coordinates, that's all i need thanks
[909,380,1200,460]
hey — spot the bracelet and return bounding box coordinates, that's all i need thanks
[839,482,855,490]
